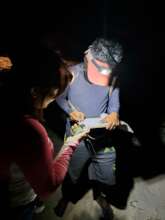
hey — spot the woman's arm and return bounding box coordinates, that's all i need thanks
[14,117,78,199]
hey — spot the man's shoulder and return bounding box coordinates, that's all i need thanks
[69,62,84,74]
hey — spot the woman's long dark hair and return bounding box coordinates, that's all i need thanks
[0,46,72,123]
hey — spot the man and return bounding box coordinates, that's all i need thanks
[55,38,124,219]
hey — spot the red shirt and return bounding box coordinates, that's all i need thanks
[0,115,77,199]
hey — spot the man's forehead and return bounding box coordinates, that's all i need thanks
[85,49,110,68]
[94,58,110,68]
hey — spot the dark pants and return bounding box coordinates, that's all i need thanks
[0,181,35,220]
[0,181,9,219]
[9,202,36,220]
[67,140,91,183]
[62,161,92,204]
[61,129,136,209]
[62,129,115,203]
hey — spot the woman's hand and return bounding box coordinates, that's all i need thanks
[66,124,90,145]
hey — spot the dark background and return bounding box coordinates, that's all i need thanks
[1,0,164,178]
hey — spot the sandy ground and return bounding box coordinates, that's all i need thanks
[34,175,165,220]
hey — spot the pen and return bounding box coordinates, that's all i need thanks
[68,100,80,112]
[68,100,85,123]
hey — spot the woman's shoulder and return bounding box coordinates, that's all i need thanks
[21,115,48,140]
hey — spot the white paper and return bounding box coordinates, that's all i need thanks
[79,116,108,129]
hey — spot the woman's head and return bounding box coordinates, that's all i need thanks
[7,46,72,120]
[27,48,72,110]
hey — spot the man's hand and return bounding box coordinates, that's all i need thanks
[69,111,85,122]
[103,112,120,130]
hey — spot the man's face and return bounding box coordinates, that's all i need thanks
[84,50,112,86]
[85,50,112,75]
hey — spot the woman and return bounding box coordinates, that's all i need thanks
[0,46,89,219]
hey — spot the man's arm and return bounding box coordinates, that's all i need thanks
[56,87,85,122]
[107,87,120,114]
[56,85,72,115]
[103,87,120,130]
